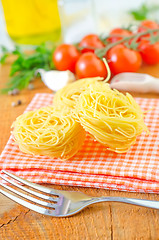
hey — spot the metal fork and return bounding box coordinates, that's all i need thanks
[0,170,159,217]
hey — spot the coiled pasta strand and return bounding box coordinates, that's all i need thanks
[12,106,86,160]
[53,77,103,109]
[75,81,149,153]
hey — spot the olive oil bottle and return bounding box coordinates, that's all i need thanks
[1,0,61,45]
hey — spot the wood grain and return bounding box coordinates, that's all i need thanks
[0,59,159,240]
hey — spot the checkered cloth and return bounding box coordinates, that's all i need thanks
[0,93,159,193]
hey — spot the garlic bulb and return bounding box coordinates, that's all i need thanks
[37,69,76,92]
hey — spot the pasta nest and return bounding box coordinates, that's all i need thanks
[53,77,103,109]
[75,82,149,153]
[12,106,86,160]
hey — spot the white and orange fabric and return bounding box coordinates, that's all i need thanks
[0,93,159,193]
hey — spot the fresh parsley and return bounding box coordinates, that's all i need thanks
[0,43,55,93]
[129,3,159,21]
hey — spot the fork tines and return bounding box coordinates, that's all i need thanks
[0,170,60,216]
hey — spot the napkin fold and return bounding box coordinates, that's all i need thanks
[0,93,159,193]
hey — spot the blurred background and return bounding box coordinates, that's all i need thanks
[0,0,159,54]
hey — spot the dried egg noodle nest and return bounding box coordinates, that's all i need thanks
[75,81,149,153]
[12,106,86,160]
[53,77,103,109]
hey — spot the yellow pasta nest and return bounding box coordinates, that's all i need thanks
[75,81,149,153]
[12,106,86,160]
[12,59,149,159]
[53,77,103,109]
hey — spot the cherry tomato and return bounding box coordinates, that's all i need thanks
[137,20,159,40]
[138,20,159,32]
[53,44,80,73]
[79,34,104,53]
[107,44,142,74]
[108,28,132,43]
[138,40,159,65]
[75,52,107,79]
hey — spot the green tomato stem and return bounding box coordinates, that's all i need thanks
[95,28,159,58]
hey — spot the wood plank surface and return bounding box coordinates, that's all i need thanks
[0,59,159,240]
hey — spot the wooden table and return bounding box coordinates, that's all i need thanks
[0,59,159,240]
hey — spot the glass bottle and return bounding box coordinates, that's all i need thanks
[1,0,61,45]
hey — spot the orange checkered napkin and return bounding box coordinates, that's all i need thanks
[0,93,159,193]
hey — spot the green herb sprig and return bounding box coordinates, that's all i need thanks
[0,43,55,93]
[0,46,9,64]
[129,3,159,21]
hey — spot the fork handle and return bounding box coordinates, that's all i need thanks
[91,197,159,210]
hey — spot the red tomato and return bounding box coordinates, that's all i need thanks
[53,44,80,73]
[107,44,142,74]
[79,34,104,53]
[138,20,159,32]
[75,52,107,79]
[137,20,159,39]
[108,28,132,43]
[138,40,159,65]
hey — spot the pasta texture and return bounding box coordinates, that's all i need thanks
[12,106,86,160]
[12,58,149,160]
[75,81,149,153]
[53,77,103,109]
